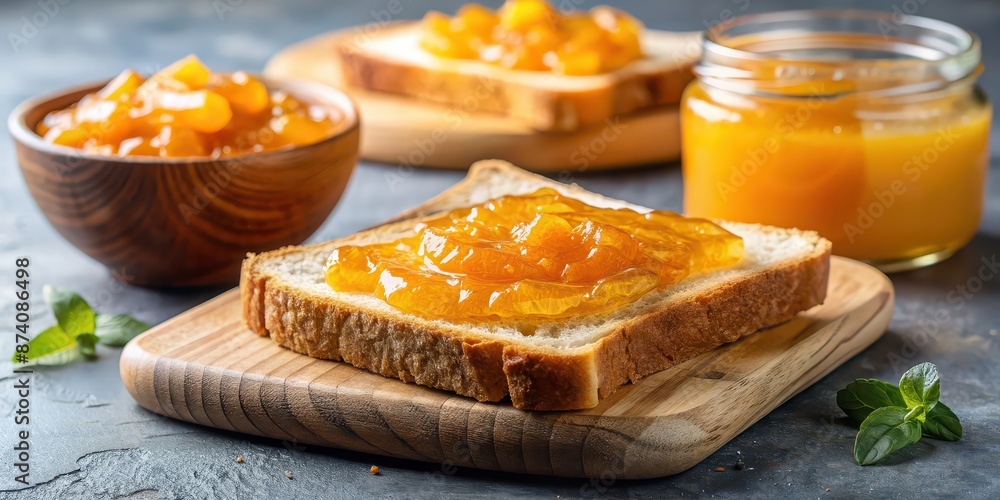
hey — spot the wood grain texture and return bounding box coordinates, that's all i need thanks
[121,256,892,478]
[10,78,360,287]
[264,27,689,171]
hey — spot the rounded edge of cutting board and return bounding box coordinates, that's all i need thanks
[119,256,893,479]
[263,27,685,172]
[612,256,895,478]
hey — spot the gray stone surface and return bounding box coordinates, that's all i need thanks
[0,0,998,498]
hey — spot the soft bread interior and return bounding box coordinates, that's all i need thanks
[256,161,825,350]
[355,24,698,90]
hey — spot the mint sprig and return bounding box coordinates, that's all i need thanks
[899,362,940,413]
[11,285,150,366]
[18,325,83,366]
[922,402,963,441]
[854,406,923,465]
[95,314,151,346]
[46,285,95,337]
[837,362,962,465]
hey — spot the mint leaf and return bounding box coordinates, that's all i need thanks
[904,404,927,423]
[899,362,941,413]
[95,314,150,346]
[854,406,923,465]
[837,379,907,424]
[923,402,963,441]
[44,285,96,338]
[76,333,100,358]
[839,363,961,464]
[12,287,150,368]
[13,325,82,366]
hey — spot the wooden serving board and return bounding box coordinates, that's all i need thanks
[263,27,695,171]
[121,256,892,479]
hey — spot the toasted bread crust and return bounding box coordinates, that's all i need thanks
[240,161,832,410]
[590,251,830,402]
[337,24,695,131]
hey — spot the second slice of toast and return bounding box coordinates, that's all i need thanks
[241,161,831,410]
[338,23,698,132]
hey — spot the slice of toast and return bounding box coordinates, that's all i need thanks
[338,23,698,132]
[241,160,831,410]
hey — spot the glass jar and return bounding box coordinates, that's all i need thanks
[681,10,991,272]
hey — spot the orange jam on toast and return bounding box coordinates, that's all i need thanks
[324,188,743,321]
[36,55,339,158]
[419,0,643,75]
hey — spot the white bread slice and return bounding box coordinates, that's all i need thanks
[337,23,698,131]
[241,161,831,410]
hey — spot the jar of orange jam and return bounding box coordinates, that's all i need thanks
[681,10,991,271]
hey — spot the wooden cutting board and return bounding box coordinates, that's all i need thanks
[263,27,695,171]
[120,256,892,479]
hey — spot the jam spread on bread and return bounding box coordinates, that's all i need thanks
[419,0,644,75]
[324,188,743,321]
[36,55,339,157]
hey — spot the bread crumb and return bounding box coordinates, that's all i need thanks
[825,488,831,492]
[713,467,726,472]
[285,471,293,479]
[236,457,243,463]
[370,465,380,475]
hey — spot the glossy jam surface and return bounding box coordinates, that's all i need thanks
[36,56,340,158]
[325,188,743,322]
[419,0,643,75]
[682,81,991,264]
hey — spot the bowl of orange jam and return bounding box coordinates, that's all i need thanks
[9,56,359,286]
[681,10,991,272]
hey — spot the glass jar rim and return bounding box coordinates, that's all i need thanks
[696,9,982,99]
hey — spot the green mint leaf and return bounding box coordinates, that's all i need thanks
[837,379,907,423]
[923,402,963,441]
[95,314,150,346]
[904,404,927,423]
[44,285,96,338]
[12,325,82,367]
[76,333,100,358]
[854,406,923,465]
[899,362,941,412]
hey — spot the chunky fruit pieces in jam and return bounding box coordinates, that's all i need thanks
[36,55,339,158]
[420,0,644,75]
[325,188,744,322]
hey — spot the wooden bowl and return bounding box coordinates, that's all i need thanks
[9,77,359,287]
